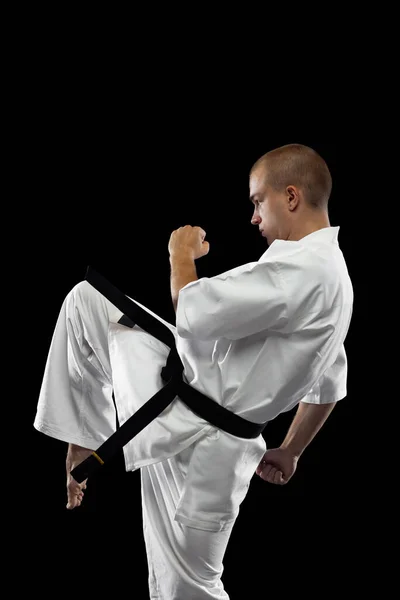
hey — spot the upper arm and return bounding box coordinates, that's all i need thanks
[301,344,348,405]
[175,262,289,341]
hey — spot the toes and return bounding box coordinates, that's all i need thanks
[66,496,81,510]
[66,485,84,510]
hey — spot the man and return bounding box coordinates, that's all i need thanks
[34,143,353,599]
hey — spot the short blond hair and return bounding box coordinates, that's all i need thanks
[251,144,332,210]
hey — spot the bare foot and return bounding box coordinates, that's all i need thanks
[66,444,92,510]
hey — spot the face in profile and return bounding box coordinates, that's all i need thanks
[249,166,290,245]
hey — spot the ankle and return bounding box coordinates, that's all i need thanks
[69,444,92,454]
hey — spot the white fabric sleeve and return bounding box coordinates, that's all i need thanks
[301,344,348,405]
[175,262,289,341]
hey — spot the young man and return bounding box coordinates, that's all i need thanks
[34,143,353,599]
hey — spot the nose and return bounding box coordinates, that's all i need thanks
[251,214,261,225]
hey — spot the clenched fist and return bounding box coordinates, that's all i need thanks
[256,447,299,485]
[168,225,210,260]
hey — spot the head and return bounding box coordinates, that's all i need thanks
[249,144,332,245]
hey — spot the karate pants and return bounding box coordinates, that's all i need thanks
[34,281,234,600]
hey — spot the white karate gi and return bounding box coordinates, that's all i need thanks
[34,225,353,599]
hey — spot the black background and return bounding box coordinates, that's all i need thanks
[21,133,368,597]
[13,59,372,596]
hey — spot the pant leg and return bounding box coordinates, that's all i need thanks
[34,280,125,449]
[141,448,234,600]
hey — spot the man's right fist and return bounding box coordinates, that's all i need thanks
[256,447,299,485]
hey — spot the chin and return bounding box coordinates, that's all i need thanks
[265,233,273,244]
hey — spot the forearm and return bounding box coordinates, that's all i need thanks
[170,253,198,313]
[280,401,336,458]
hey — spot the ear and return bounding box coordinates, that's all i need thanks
[286,185,299,210]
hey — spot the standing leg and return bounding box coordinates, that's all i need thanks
[141,447,235,600]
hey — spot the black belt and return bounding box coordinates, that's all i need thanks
[71,266,267,483]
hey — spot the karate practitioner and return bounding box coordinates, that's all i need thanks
[34,143,353,599]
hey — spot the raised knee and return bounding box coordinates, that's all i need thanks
[72,280,92,297]
[65,280,99,315]
[64,280,108,337]
[66,280,89,305]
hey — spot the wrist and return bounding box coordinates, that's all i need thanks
[169,251,195,263]
[280,442,302,461]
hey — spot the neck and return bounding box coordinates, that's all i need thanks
[287,213,331,242]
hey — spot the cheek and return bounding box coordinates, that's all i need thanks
[261,204,274,225]
[267,199,281,221]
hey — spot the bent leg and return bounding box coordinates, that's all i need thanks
[34,280,124,449]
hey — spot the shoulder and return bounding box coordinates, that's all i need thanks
[264,242,351,323]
